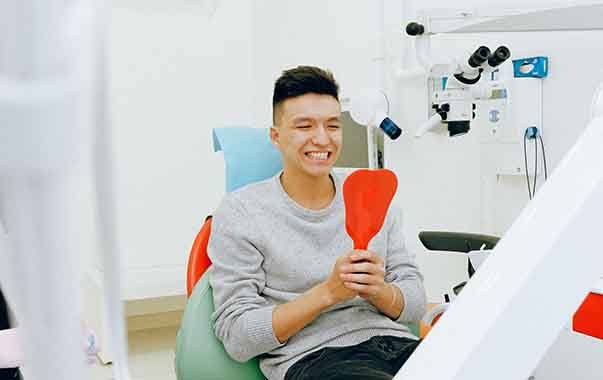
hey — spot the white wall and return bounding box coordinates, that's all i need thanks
[251,0,389,128]
[96,0,254,298]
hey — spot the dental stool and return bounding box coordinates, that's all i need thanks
[175,127,419,380]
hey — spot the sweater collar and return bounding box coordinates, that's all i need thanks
[274,170,343,220]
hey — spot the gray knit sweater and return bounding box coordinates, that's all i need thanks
[208,171,426,380]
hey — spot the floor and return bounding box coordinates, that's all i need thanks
[89,326,178,380]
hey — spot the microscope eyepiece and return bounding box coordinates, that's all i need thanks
[468,46,491,68]
[488,46,511,68]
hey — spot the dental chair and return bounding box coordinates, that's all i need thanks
[175,127,280,380]
[174,127,420,380]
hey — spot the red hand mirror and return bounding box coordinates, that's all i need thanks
[343,169,398,250]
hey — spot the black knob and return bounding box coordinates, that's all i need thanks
[468,46,491,68]
[406,22,425,36]
[488,46,511,68]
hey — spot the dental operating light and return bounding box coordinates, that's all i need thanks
[349,89,402,140]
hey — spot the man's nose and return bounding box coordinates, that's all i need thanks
[311,125,330,145]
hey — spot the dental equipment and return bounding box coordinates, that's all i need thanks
[349,89,402,140]
[394,78,603,380]
[406,24,512,138]
[393,6,603,378]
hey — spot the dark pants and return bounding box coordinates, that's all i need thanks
[285,335,420,380]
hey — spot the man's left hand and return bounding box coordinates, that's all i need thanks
[339,250,386,299]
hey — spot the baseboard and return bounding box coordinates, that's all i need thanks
[82,270,188,364]
[127,310,183,332]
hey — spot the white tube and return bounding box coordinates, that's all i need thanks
[415,113,442,137]
[374,0,386,89]
[415,35,432,73]
[367,125,377,169]
[92,1,132,379]
[397,1,427,81]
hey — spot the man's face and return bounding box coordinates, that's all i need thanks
[271,93,342,178]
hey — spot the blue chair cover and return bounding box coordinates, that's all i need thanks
[212,127,283,192]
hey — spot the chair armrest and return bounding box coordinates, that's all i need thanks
[418,231,499,253]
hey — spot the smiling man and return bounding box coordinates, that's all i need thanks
[208,66,426,380]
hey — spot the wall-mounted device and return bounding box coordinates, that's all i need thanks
[513,56,548,78]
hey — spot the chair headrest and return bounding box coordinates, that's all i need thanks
[212,127,283,192]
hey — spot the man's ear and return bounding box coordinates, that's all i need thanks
[270,126,280,147]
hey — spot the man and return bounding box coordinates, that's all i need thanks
[209,65,426,380]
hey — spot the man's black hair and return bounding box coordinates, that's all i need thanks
[272,65,339,125]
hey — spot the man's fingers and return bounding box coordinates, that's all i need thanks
[340,273,380,285]
[350,250,383,264]
[343,262,384,276]
[343,282,380,296]
[350,250,374,261]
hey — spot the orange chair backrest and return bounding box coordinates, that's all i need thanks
[186,216,213,298]
[573,292,603,339]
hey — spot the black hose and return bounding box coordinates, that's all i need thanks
[523,131,533,200]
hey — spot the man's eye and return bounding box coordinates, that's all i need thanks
[297,125,311,129]
[329,125,341,129]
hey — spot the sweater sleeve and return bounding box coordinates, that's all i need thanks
[208,195,284,362]
[384,206,427,324]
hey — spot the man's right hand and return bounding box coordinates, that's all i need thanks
[272,251,366,343]
[273,251,362,343]
[322,251,359,305]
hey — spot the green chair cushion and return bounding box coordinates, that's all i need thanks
[175,274,266,380]
[175,274,420,380]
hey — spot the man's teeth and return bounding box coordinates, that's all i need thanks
[306,152,329,160]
